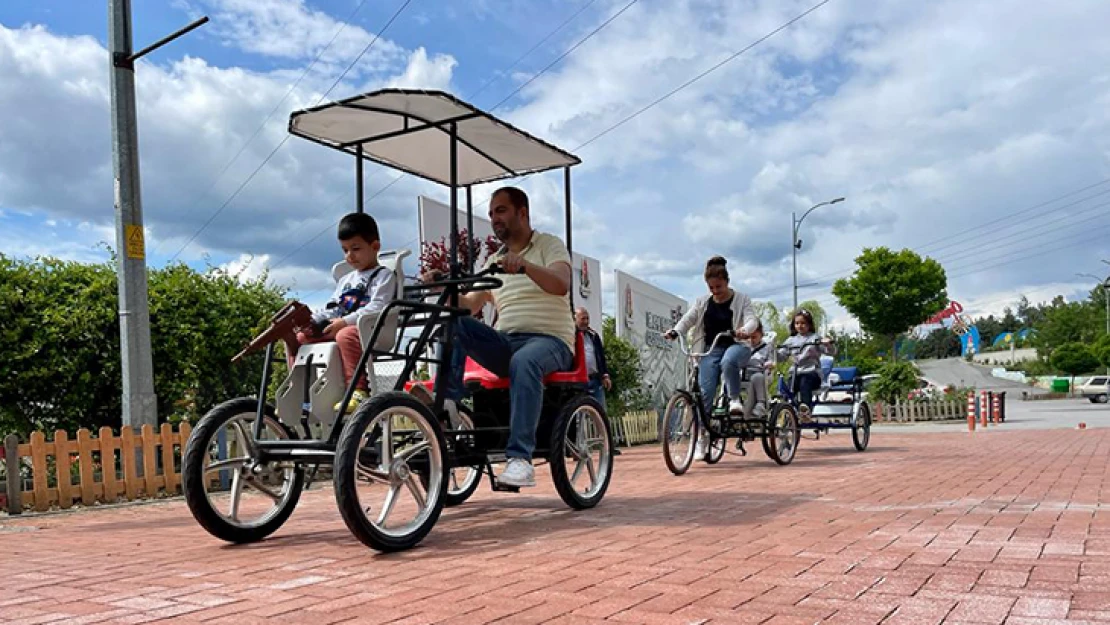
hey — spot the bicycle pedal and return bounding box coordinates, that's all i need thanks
[492,483,520,493]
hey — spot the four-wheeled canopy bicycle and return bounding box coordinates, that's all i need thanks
[181,89,613,553]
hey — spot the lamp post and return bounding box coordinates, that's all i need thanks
[1078,270,1110,375]
[792,197,844,311]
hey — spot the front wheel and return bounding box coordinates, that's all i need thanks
[852,402,871,451]
[549,395,613,510]
[662,391,699,475]
[333,392,448,552]
[763,402,799,466]
[182,398,305,544]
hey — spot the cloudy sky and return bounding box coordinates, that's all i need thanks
[3,0,1110,330]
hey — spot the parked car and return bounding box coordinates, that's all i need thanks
[1079,376,1110,403]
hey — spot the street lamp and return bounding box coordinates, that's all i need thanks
[793,197,844,310]
[1078,270,1110,375]
[1077,270,1110,337]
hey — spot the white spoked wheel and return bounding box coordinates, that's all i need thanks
[549,395,613,510]
[444,406,482,507]
[182,398,304,544]
[333,392,447,552]
[662,391,699,476]
[764,402,799,466]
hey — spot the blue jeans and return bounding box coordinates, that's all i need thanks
[445,317,573,460]
[587,379,607,411]
[697,343,753,415]
[793,371,821,408]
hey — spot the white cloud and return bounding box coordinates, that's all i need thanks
[6,0,1110,342]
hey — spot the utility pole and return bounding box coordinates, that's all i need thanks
[109,0,207,428]
[792,197,845,311]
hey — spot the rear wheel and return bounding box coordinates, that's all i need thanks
[443,406,482,507]
[763,402,799,466]
[549,395,613,510]
[662,391,698,475]
[703,434,726,464]
[851,402,871,451]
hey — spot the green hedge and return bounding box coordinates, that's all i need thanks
[0,254,286,438]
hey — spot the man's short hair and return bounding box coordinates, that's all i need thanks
[337,212,380,244]
[492,186,529,211]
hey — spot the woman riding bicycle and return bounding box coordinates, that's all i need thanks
[664,256,759,418]
[778,308,836,420]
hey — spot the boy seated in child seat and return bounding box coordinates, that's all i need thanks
[282,213,397,411]
[742,320,773,420]
[776,309,836,421]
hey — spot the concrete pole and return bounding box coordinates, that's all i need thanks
[109,0,157,429]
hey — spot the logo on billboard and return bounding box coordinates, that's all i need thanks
[623,284,634,329]
[578,258,591,299]
[671,305,684,326]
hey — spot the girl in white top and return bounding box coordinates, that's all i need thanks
[777,309,836,418]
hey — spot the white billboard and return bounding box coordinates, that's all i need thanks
[417,195,602,333]
[614,270,688,413]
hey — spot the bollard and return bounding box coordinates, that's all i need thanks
[1078,422,1087,430]
[999,391,1006,422]
[967,392,976,432]
[991,393,1000,424]
[980,390,989,428]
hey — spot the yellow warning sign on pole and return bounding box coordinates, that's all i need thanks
[125,224,145,260]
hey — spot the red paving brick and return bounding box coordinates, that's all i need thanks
[3,428,1110,624]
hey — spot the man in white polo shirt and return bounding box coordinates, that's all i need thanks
[440,186,574,488]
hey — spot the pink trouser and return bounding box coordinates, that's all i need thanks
[282,325,367,391]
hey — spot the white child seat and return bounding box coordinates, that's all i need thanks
[274,249,409,436]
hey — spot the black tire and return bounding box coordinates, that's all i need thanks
[852,402,871,452]
[333,392,448,552]
[703,435,726,464]
[549,395,613,510]
[662,391,699,476]
[443,406,482,507]
[1097,394,1109,404]
[764,402,799,466]
[182,398,304,544]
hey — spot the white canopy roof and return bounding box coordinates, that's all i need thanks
[288,89,581,187]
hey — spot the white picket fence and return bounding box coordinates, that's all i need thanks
[610,410,659,446]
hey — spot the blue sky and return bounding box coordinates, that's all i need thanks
[3,0,1110,328]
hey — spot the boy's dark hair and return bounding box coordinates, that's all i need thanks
[492,186,529,211]
[337,212,380,244]
[790,309,816,336]
[704,255,729,282]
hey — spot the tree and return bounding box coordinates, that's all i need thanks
[832,247,947,361]
[601,315,651,417]
[868,361,920,404]
[914,328,961,360]
[1050,342,1099,390]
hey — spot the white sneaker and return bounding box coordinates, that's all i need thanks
[752,404,767,419]
[497,458,535,487]
[694,434,708,460]
[728,399,744,415]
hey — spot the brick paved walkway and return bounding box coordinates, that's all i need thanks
[2,428,1109,624]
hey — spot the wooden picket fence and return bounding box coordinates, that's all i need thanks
[611,410,659,446]
[2,423,192,514]
[871,399,965,423]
